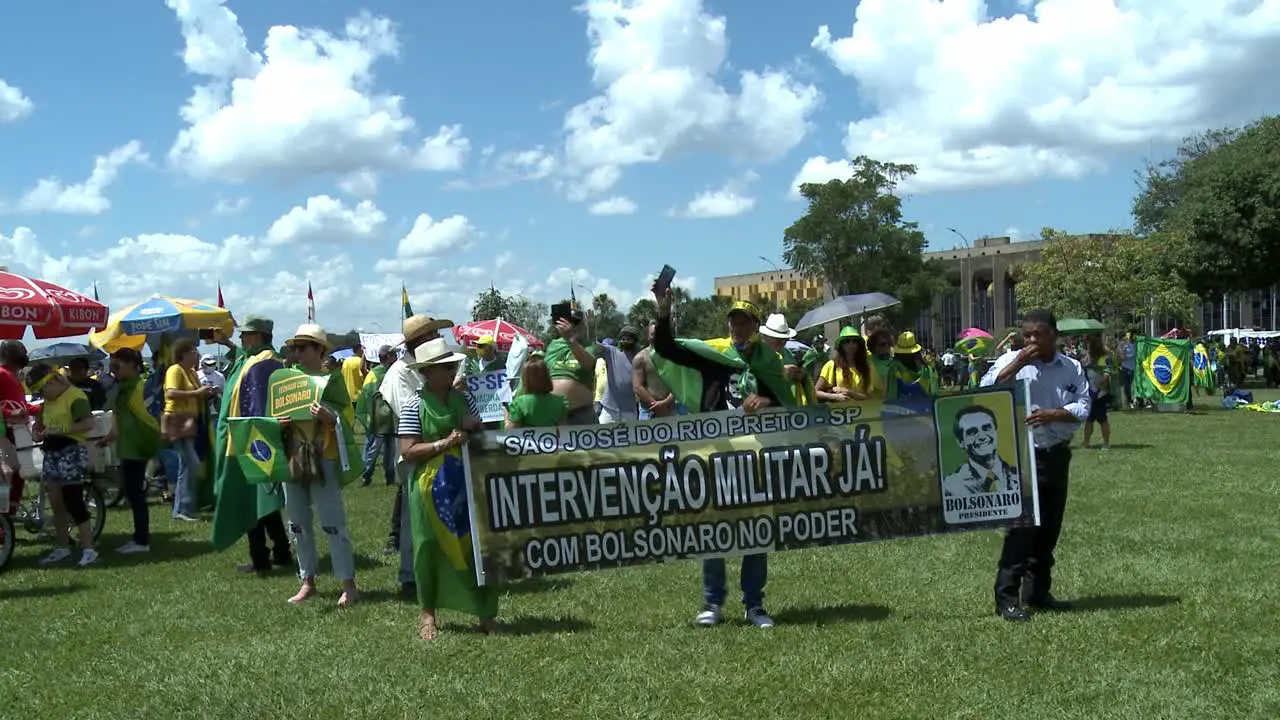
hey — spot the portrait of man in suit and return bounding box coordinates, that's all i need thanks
[942,405,1020,498]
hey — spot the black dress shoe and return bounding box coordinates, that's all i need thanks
[997,604,1032,622]
[1026,595,1072,611]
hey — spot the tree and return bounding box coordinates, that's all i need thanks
[627,299,658,331]
[783,155,947,324]
[471,288,547,334]
[1132,118,1280,296]
[505,296,548,335]
[471,287,509,321]
[590,293,625,339]
[1014,228,1199,328]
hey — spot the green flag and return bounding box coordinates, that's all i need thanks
[228,417,290,485]
[1134,337,1191,404]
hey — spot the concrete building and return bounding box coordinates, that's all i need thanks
[714,235,1047,346]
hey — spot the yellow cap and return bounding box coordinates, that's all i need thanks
[475,335,495,347]
[727,300,760,320]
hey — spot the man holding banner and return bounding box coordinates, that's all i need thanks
[982,309,1089,622]
[651,287,791,628]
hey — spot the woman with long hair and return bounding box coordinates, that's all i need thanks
[506,355,567,428]
[815,327,871,402]
[1082,334,1112,449]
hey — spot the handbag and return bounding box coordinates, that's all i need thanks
[283,422,329,485]
[161,413,198,441]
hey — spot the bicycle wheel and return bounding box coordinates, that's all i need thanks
[85,484,106,541]
[0,515,14,571]
[102,467,127,508]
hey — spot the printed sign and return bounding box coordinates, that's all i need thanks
[465,370,513,424]
[268,369,325,421]
[462,384,1037,585]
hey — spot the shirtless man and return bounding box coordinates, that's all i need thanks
[633,322,675,419]
[544,309,602,425]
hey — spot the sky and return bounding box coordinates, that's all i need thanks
[2,0,1279,339]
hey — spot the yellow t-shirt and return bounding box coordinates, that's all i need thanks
[341,356,365,404]
[163,364,200,415]
[819,360,866,391]
[593,358,607,403]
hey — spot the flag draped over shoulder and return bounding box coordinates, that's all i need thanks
[1134,337,1191,404]
[1192,342,1213,389]
[703,337,796,407]
[211,349,286,551]
[651,338,747,411]
[408,445,498,616]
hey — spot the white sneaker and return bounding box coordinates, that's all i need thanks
[39,548,72,565]
[117,541,150,554]
[77,549,99,567]
[695,604,722,627]
[745,606,775,628]
[173,513,199,522]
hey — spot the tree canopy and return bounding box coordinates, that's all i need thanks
[1014,228,1199,328]
[783,156,946,323]
[1133,117,1280,296]
[470,288,548,335]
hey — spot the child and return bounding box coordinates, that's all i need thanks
[26,363,99,567]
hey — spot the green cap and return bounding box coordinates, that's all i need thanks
[838,326,860,340]
[239,315,274,335]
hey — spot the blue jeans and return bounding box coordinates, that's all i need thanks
[702,554,767,609]
[282,460,356,582]
[362,433,395,484]
[171,438,200,517]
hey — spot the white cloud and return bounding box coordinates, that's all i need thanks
[374,213,478,273]
[588,196,637,215]
[212,196,250,215]
[788,156,855,197]
[415,125,470,171]
[165,0,469,181]
[4,141,146,215]
[558,0,820,199]
[78,226,98,239]
[675,172,758,218]
[0,79,33,122]
[337,170,379,198]
[533,267,699,313]
[265,195,387,245]
[808,0,1280,193]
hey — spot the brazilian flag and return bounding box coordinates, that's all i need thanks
[408,446,498,616]
[227,417,289,485]
[1192,342,1213,389]
[1134,337,1191,404]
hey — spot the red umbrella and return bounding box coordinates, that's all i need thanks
[452,319,544,350]
[0,270,109,340]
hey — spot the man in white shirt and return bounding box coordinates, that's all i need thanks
[941,349,958,387]
[379,313,454,598]
[981,308,1090,622]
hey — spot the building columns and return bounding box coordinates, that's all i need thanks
[992,257,1007,331]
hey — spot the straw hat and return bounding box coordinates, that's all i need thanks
[759,313,796,339]
[408,337,467,369]
[402,315,454,345]
[285,323,329,350]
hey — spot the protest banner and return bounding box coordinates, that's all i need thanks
[269,369,324,421]
[465,370,513,424]
[462,384,1037,585]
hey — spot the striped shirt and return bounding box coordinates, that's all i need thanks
[398,396,423,437]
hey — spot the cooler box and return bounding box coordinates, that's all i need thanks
[13,423,40,480]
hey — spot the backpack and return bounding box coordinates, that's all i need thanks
[369,390,397,435]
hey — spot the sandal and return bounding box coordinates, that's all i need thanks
[288,584,317,605]
[338,589,360,608]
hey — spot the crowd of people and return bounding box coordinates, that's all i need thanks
[0,286,1170,638]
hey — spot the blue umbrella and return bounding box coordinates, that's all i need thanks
[114,296,229,336]
[795,292,901,332]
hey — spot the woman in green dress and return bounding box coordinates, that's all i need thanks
[505,355,567,428]
[397,338,496,640]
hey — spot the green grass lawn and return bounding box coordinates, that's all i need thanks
[2,390,1278,720]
